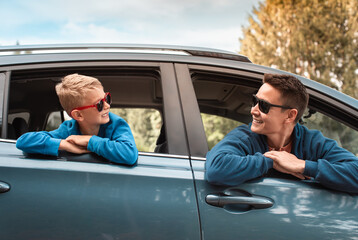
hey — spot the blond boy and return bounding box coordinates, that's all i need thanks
[16,73,138,165]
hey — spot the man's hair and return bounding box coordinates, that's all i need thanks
[263,74,309,122]
[55,73,103,115]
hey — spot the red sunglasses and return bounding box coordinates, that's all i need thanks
[71,92,112,114]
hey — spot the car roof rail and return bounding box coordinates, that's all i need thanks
[0,43,252,63]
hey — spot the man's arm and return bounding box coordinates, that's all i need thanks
[205,126,273,186]
[266,127,358,193]
[206,151,273,186]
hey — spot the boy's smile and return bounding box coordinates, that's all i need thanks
[74,87,111,135]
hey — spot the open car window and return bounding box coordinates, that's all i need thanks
[302,110,358,156]
[46,108,162,153]
[8,65,170,159]
[191,69,358,156]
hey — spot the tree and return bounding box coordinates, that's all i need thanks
[239,0,358,155]
[240,0,358,99]
[110,108,162,152]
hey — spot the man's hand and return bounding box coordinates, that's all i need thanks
[59,139,90,154]
[65,135,92,148]
[264,151,306,180]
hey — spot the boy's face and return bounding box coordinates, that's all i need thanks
[77,87,110,127]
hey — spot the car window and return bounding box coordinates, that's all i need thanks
[45,108,162,153]
[201,113,243,150]
[9,66,169,157]
[111,108,162,152]
[7,112,30,139]
[46,111,68,131]
[303,110,358,156]
[191,69,358,156]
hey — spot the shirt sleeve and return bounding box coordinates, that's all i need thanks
[16,122,72,156]
[302,131,358,193]
[205,126,273,186]
[87,116,138,165]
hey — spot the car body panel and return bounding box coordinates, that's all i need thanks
[0,141,200,239]
[192,159,358,240]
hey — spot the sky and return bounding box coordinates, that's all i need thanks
[1,0,262,53]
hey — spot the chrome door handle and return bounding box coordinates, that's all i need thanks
[206,194,273,209]
[0,181,10,193]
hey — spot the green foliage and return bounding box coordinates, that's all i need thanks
[240,0,358,98]
[110,108,162,152]
[201,113,242,150]
[304,111,358,155]
[240,0,358,155]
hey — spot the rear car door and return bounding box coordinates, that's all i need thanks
[0,62,200,240]
[175,63,358,239]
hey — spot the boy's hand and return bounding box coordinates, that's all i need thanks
[59,140,90,154]
[65,135,92,148]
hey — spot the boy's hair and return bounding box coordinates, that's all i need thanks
[263,74,309,122]
[55,73,103,115]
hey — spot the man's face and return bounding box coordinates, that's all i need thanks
[79,87,111,127]
[250,83,289,136]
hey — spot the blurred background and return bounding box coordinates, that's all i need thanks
[2,0,356,98]
[2,0,358,152]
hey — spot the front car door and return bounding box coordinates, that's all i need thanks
[175,63,358,239]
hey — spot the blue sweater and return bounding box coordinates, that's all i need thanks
[206,123,358,193]
[16,112,138,165]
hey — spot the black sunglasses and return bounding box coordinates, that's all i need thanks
[252,94,291,114]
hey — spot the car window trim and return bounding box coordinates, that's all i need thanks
[160,63,189,155]
[1,71,11,139]
[174,63,208,158]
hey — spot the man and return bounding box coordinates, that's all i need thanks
[205,74,358,193]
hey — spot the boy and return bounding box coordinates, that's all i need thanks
[16,73,138,165]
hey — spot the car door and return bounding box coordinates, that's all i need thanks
[175,63,358,240]
[0,63,201,240]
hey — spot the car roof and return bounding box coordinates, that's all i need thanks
[0,43,251,63]
[0,43,357,110]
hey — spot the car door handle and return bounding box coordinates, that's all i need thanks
[206,193,274,209]
[0,181,10,193]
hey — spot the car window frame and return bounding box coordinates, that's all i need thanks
[181,63,358,159]
[177,64,263,158]
[1,61,190,158]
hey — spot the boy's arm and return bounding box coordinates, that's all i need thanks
[59,138,90,154]
[16,121,87,156]
[16,131,62,155]
[87,119,138,165]
[16,124,69,156]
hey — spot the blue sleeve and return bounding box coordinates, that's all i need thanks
[87,117,138,165]
[16,122,72,156]
[302,131,358,193]
[205,126,273,186]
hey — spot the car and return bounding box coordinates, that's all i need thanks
[0,44,357,240]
